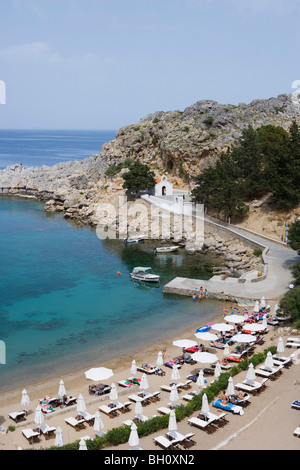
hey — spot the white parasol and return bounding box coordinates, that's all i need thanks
[34,405,44,426]
[79,438,87,450]
[212,323,233,333]
[171,364,181,381]
[130,360,137,376]
[201,393,210,419]
[173,339,197,349]
[85,367,114,381]
[214,362,222,378]
[135,400,143,420]
[223,343,230,358]
[277,337,284,354]
[77,394,86,414]
[196,370,206,390]
[128,423,140,449]
[109,383,118,404]
[264,351,274,372]
[58,380,66,398]
[230,333,256,343]
[140,373,149,391]
[253,300,260,313]
[191,351,218,364]
[94,411,105,437]
[168,409,177,439]
[156,351,164,367]
[224,314,245,324]
[195,332,218,342]
[226,376,235,396]
[54,426,64,447]
[170,384,179,407]
[260,297,266,309]
[245,363,256,386]
[21,389,30,408]
[243,323,266,332]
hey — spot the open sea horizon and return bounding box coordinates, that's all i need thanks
[0,130,224,393]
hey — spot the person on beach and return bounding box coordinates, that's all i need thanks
[219,390,229,405]
[199,287,203,300]
[192,293,197,300]
[205,288,208,298]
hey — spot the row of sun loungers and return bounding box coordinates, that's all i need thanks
[154,432,196,450]
[286,337,300,348]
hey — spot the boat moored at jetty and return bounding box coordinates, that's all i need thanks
[130,267,160,283]
[154,245,179,253]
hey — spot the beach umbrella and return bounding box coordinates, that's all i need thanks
[21,389,30,408]
[191,351,218,364]
[264,351,274,372]
[230,333,256,344]
[128,423,140,449]
[245,363,256,386]
[196,370,206,390]
[85,367,114,381]
[260,297,266,309]
[253,301,260,313]
[135,400,143,420]
[212,323,233,333]
[170,384,179,407]
[79,438,87,450]
[195,332,218,342]
[201,393,210,419]
[214,362,222,379]
[277,337,284,354]
[168,409,177,439]
[243,323,266,332]
[77,394,86,414]
[173,339,197,349]
[156,351,164,367]
[140,374,149,392]
[94,411,105,436]
[224,314,245,324]
[261,315,268,328]
[58,380,66,398]
[171,364,181,381]
[34,405,44,426]
[130,360,137,376]
[223,343,230,358]
[109,383,118,403]
[226,377,235,396]
[54,427,64,447]
[274,304,279,316]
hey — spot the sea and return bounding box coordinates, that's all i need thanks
[0,130,224,393]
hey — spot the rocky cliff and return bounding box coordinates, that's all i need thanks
[0,93,300,226]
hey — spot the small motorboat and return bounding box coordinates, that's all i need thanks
[124,236,145,244]
[154,245,179,253]
[130,267,160,283]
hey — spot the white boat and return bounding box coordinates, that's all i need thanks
[154,245,179,253]
[130,267,160,283]
[124,236,145,244]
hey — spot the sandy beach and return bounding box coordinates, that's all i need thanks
[0,298,299,451]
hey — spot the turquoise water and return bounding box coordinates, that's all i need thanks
[0,197,224,392]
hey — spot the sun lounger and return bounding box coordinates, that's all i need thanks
[38,424,56,440]
[293,427,300,438]
[128,394,150,406]
[291,400,300,410]
[8,410,27,423]
[78,411,95,425]
[235,378,268,395]
[157,406,172,415]
[160,384,182,393]
[198,410,229,426]
[153,435,180,450]
[272,353,295,366]
[187,416,217,434]
[212,398,244,415]
[256,365,283,380]
[228,394,251,407]
[137,363,158,374]
[287,337,300,343]
[286,341,300,348]
[118,378,141,388]
[166,431,196,447]
[22,428,41,444]
[123,415,149,426]
[177,380,193,390]
[88,384,111,395]
[164,360,182,369]
[65,417,86,431]
[63,396,77,406]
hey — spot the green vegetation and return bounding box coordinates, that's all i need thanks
[278,220,300,328]
[104,158,134,177]
[191,122,300,220]
[122,161,156,196]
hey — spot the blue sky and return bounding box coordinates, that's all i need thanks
[0,0,299,130]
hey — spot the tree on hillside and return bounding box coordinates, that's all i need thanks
[278,288,300,329]
[288,219,300,255]
[122,161,156,196]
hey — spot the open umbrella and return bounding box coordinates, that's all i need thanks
[77,394,86,414]
[156,351,164,367]
[245,363,256,386]
[130,360,137,376]
[201,393,210,419]
[277,337,284,354]
[224,314,245,324]
[230,333,256,343]
[243,323,266,332]
[79,438,87,450]
[21,389,30,408]
[226,377,235,396]
[191,351,218,364]
[128,423,140,449]
[173,339,197,349]
[171,364,181,381]
[54,426,64,447]
[212,323,233,333]
[58,380,66,398]
[85,367,114,381]
[140,374,149,392]
[168,409,177,439]
[109,383,118,404]
[34,405,44,426]
[195,332,218,342]
[94,411,105,437]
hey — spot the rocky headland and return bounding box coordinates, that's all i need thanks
[0,93,299,277]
